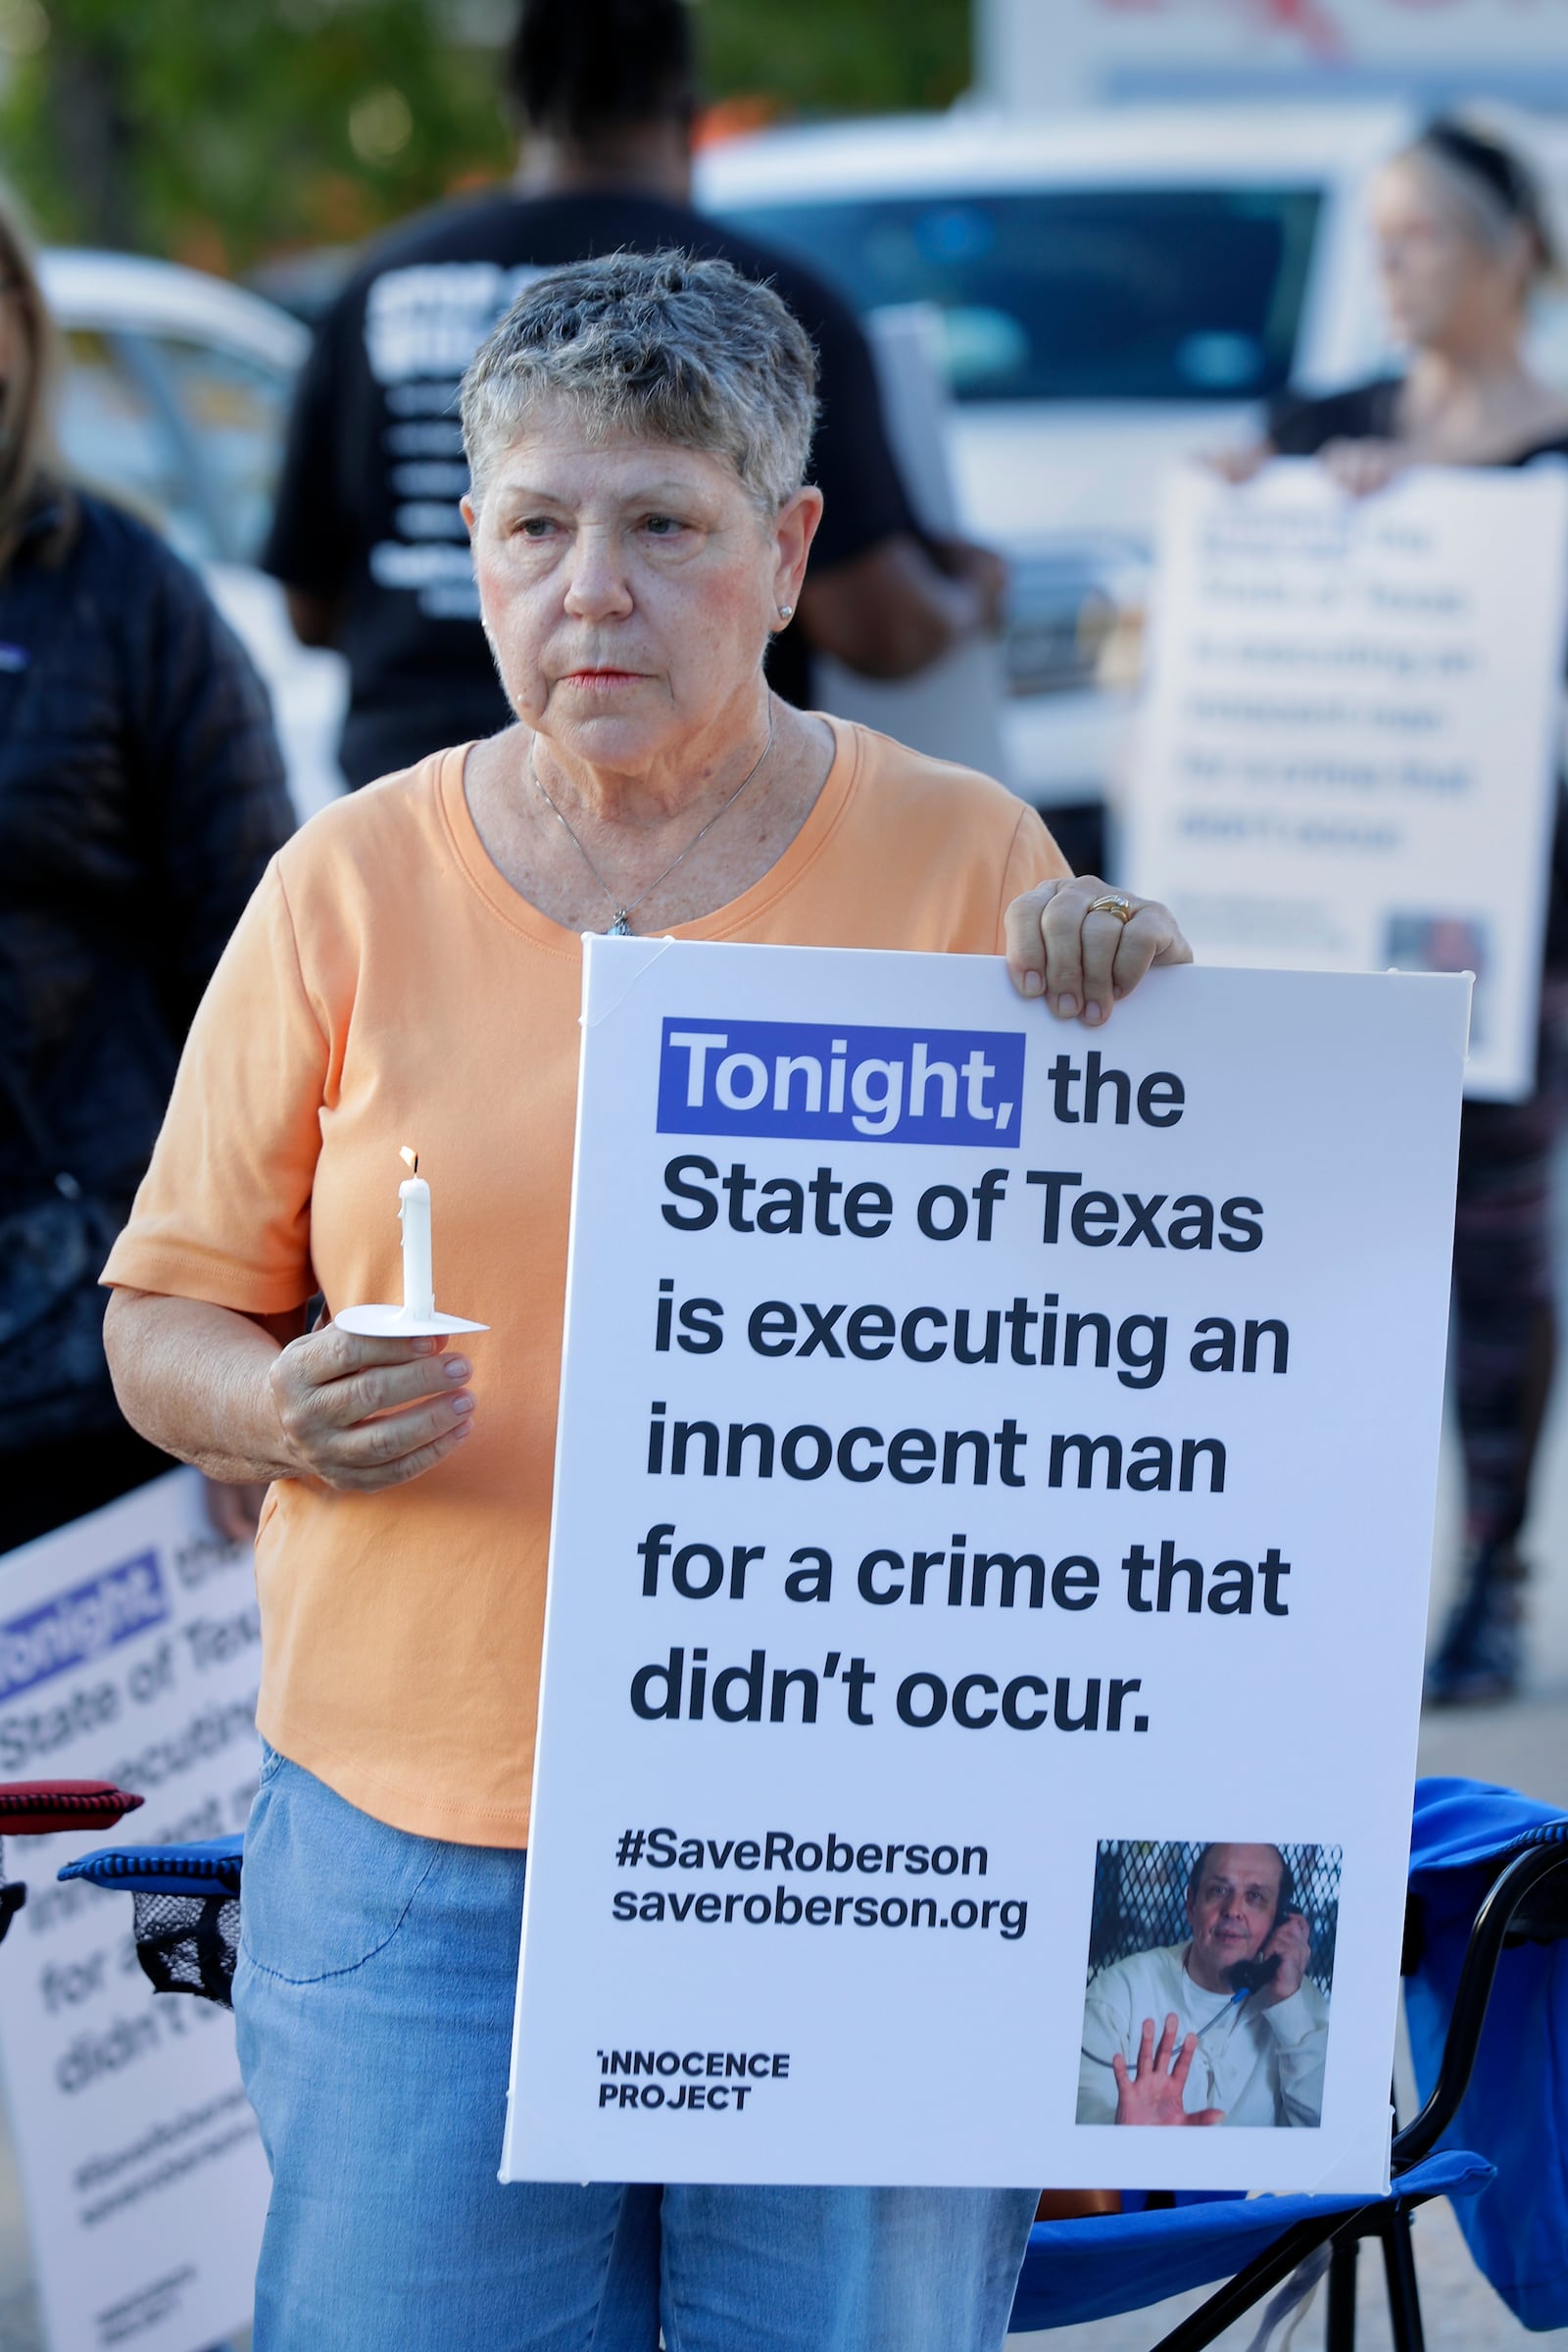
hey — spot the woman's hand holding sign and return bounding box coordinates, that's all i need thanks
[1112,2015,1226,2130]
[1005,876,1192,1027]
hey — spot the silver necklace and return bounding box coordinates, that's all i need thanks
[529,707,775,936]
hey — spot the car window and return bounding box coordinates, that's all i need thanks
[150,336,294,564]
[712,187,1322,403]
[56,326,217,562]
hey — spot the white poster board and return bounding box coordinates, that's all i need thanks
[504,940,1467,2194]
[0,1471,268,2352]
[1126,461,1568,1102]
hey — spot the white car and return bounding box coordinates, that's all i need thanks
[699,104,1568,820]
[37,249,347,820]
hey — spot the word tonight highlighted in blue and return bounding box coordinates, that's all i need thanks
[658,1017,1025,1147]
[0,1551,169,1706]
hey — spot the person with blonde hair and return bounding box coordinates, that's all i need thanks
[1223,120,1568,1703]
[0,186,292,1551]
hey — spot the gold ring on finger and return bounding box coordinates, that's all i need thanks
[1087,893,1137,925]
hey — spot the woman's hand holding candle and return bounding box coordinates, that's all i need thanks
[267,1324,475,1493]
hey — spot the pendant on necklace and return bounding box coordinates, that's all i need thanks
[609,913,631,937]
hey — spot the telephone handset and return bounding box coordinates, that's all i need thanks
[1225,1896,1298,1995]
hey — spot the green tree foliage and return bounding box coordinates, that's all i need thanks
[0,0,513,270]
[0,0,969,273]
[703,0,969,119]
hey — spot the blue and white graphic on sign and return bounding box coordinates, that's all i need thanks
[657,1018,1025,1145]
[0,1549,168,1703]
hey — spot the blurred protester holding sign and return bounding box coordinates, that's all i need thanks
[268,0,1004,790]
[104,252,1187,2351]
[0,188,292,1556]
[1219,122,1568,1704]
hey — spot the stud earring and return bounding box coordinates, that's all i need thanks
[777,603,794,620]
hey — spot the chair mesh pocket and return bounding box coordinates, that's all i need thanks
[130,1890,240,2005]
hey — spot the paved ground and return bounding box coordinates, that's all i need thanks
[1,1264,1565,2348]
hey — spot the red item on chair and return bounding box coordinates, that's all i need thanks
[0,1783,144,1835]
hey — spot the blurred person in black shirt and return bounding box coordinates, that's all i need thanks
[0,188,293,1553]
[266,0,1004,788]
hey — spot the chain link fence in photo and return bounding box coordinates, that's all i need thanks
[1087,1840,1341,1996]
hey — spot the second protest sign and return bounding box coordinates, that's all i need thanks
[1127,460,1568,1102]
[504,943,1467,2193]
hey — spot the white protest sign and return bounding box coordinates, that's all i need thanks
[504,941,1466,2194]
[0,1470,268,2352]
[1126,461,1568,1102]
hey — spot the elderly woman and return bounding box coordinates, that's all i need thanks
[103,254,1188,2352]
[1227,121,1568,1704]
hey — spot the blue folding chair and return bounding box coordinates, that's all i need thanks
[68,1785,1568,2348]
[1401,1779,1568,2332]
[56,1834,248,2352]
[1010,1777,1568,2347]
[61,1832,243,2003]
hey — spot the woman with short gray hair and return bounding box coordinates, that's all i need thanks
[461,244,819,518]
[103,251,1190,2350]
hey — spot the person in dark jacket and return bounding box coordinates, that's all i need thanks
[0,188,294,1553]
[1217,121,1568,1703]
[267,0,1005,787]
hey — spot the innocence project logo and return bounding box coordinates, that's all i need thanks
[657,1018,1025,1146]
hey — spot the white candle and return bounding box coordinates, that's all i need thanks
[398,1146,434,1321]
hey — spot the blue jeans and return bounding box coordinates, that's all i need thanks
[234,1747,1038,2351]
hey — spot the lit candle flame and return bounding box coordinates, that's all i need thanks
[400,1145,418,1175]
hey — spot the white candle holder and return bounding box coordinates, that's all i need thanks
[334,1303,489,1338]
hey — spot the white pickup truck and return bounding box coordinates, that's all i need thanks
[699,103,1568,827]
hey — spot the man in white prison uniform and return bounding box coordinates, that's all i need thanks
[1077,1843,1329,2128]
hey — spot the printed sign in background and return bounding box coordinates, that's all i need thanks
[1126,462,1568,1102]
[0,1472,267,2352]
[506,939,1467,2193]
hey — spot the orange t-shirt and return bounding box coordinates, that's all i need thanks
[105,719,1067,1844]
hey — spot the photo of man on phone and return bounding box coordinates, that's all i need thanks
[1077,1843,1330,2129]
